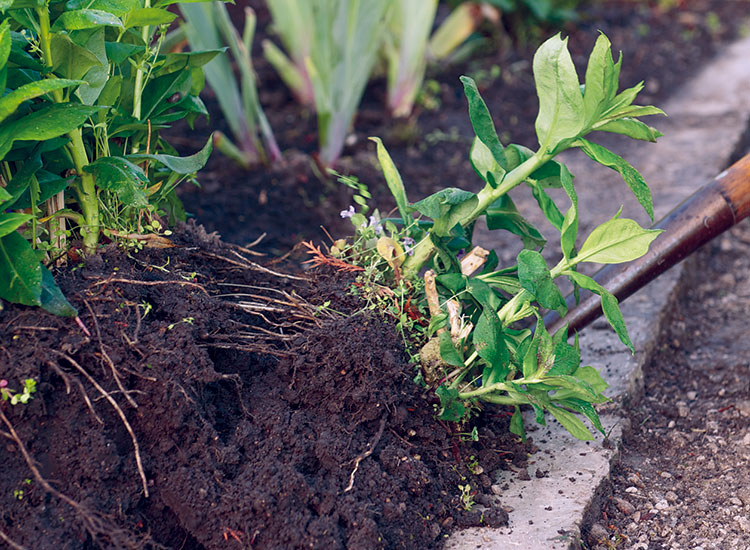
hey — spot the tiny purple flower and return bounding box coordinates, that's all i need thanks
[402,237,416,256]
[340,205,355,219]
[369,216,384,235]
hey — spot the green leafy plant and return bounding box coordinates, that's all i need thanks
[0,0,216,315]
[345,33,664,440]
[263,0,391,167]
[1,378,36,405]
[178,2,280,169]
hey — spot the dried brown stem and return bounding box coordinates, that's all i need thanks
[202,250,307,281]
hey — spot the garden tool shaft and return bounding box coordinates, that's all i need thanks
[544,152,750,336]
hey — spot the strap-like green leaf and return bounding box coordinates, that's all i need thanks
[369,137,413,227]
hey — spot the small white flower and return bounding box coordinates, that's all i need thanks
[340,205,355,219]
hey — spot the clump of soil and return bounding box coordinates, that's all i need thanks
[0,224,528,550]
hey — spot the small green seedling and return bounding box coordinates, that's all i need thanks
[1,379,37,406]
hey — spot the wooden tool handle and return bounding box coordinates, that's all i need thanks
[544,152,750,336]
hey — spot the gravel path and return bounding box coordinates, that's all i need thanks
[585,215,750,550]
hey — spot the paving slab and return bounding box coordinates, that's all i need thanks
[448,36,750,550]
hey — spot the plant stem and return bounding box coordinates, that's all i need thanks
[402,151,551,278]
[68,132,99,255]
[37,5,98,254]
[132,0,152,124]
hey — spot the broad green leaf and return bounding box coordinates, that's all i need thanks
[436,385,466,422]
[435,272,468,294]
[83,156,148,207]
[439,331,464,367]
[558,162,577,260]
[486,194,546,250]
[460,76,506,168]
[595,118,662,143]
[40,265,77,317]
[412,188,477,237]
[565,270,634,352]
[0,20,10,69]
[509,406,526,441]
[554,398,604,434]
[548,404,594,440]
[542,374,598,400]
[582,33,613,127]
[65,0,138,16]
[1,151,42,205]
[533,34,584,151]
[0,186,11,202]
[128,135,212,174]
[122,7,176,28]
[0,212,31,237]
[0,104,101,159]
[473,311,508,375]
[605,82,643,117]
[0,231,41,307]
[547,328,580,376]
[470,137,505,187]
[572,365,609,395]
[140,69,192,121]
[9,170,71,210]
[528,183,564,230]
[76,28,108,106]
[55,9,124,30]
[105,41,144,64]
[156,50,224,76]
[575,215,661,264]
[369,137,412,226]
[0,78,82,125]
[517,249,566,315]
[504,143,534,171]
[607,105,665,119]
[50,34,101,80]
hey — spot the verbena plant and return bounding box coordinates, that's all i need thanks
[179,2,280,169]
[263,0,391,167]
[0,0,216,316]
[336,33,664,440]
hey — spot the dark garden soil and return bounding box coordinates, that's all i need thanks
[0,223,526,550]
[3,2,750,550]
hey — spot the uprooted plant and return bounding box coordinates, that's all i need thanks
[0,0,217,317]
[327,33,665,441]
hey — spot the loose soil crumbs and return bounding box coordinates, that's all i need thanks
[0,224,530,550]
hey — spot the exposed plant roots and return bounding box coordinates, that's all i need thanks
[51,351,149,498]
[0,527,28,550]
[343,416,387,493]
[0,406,159,550]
